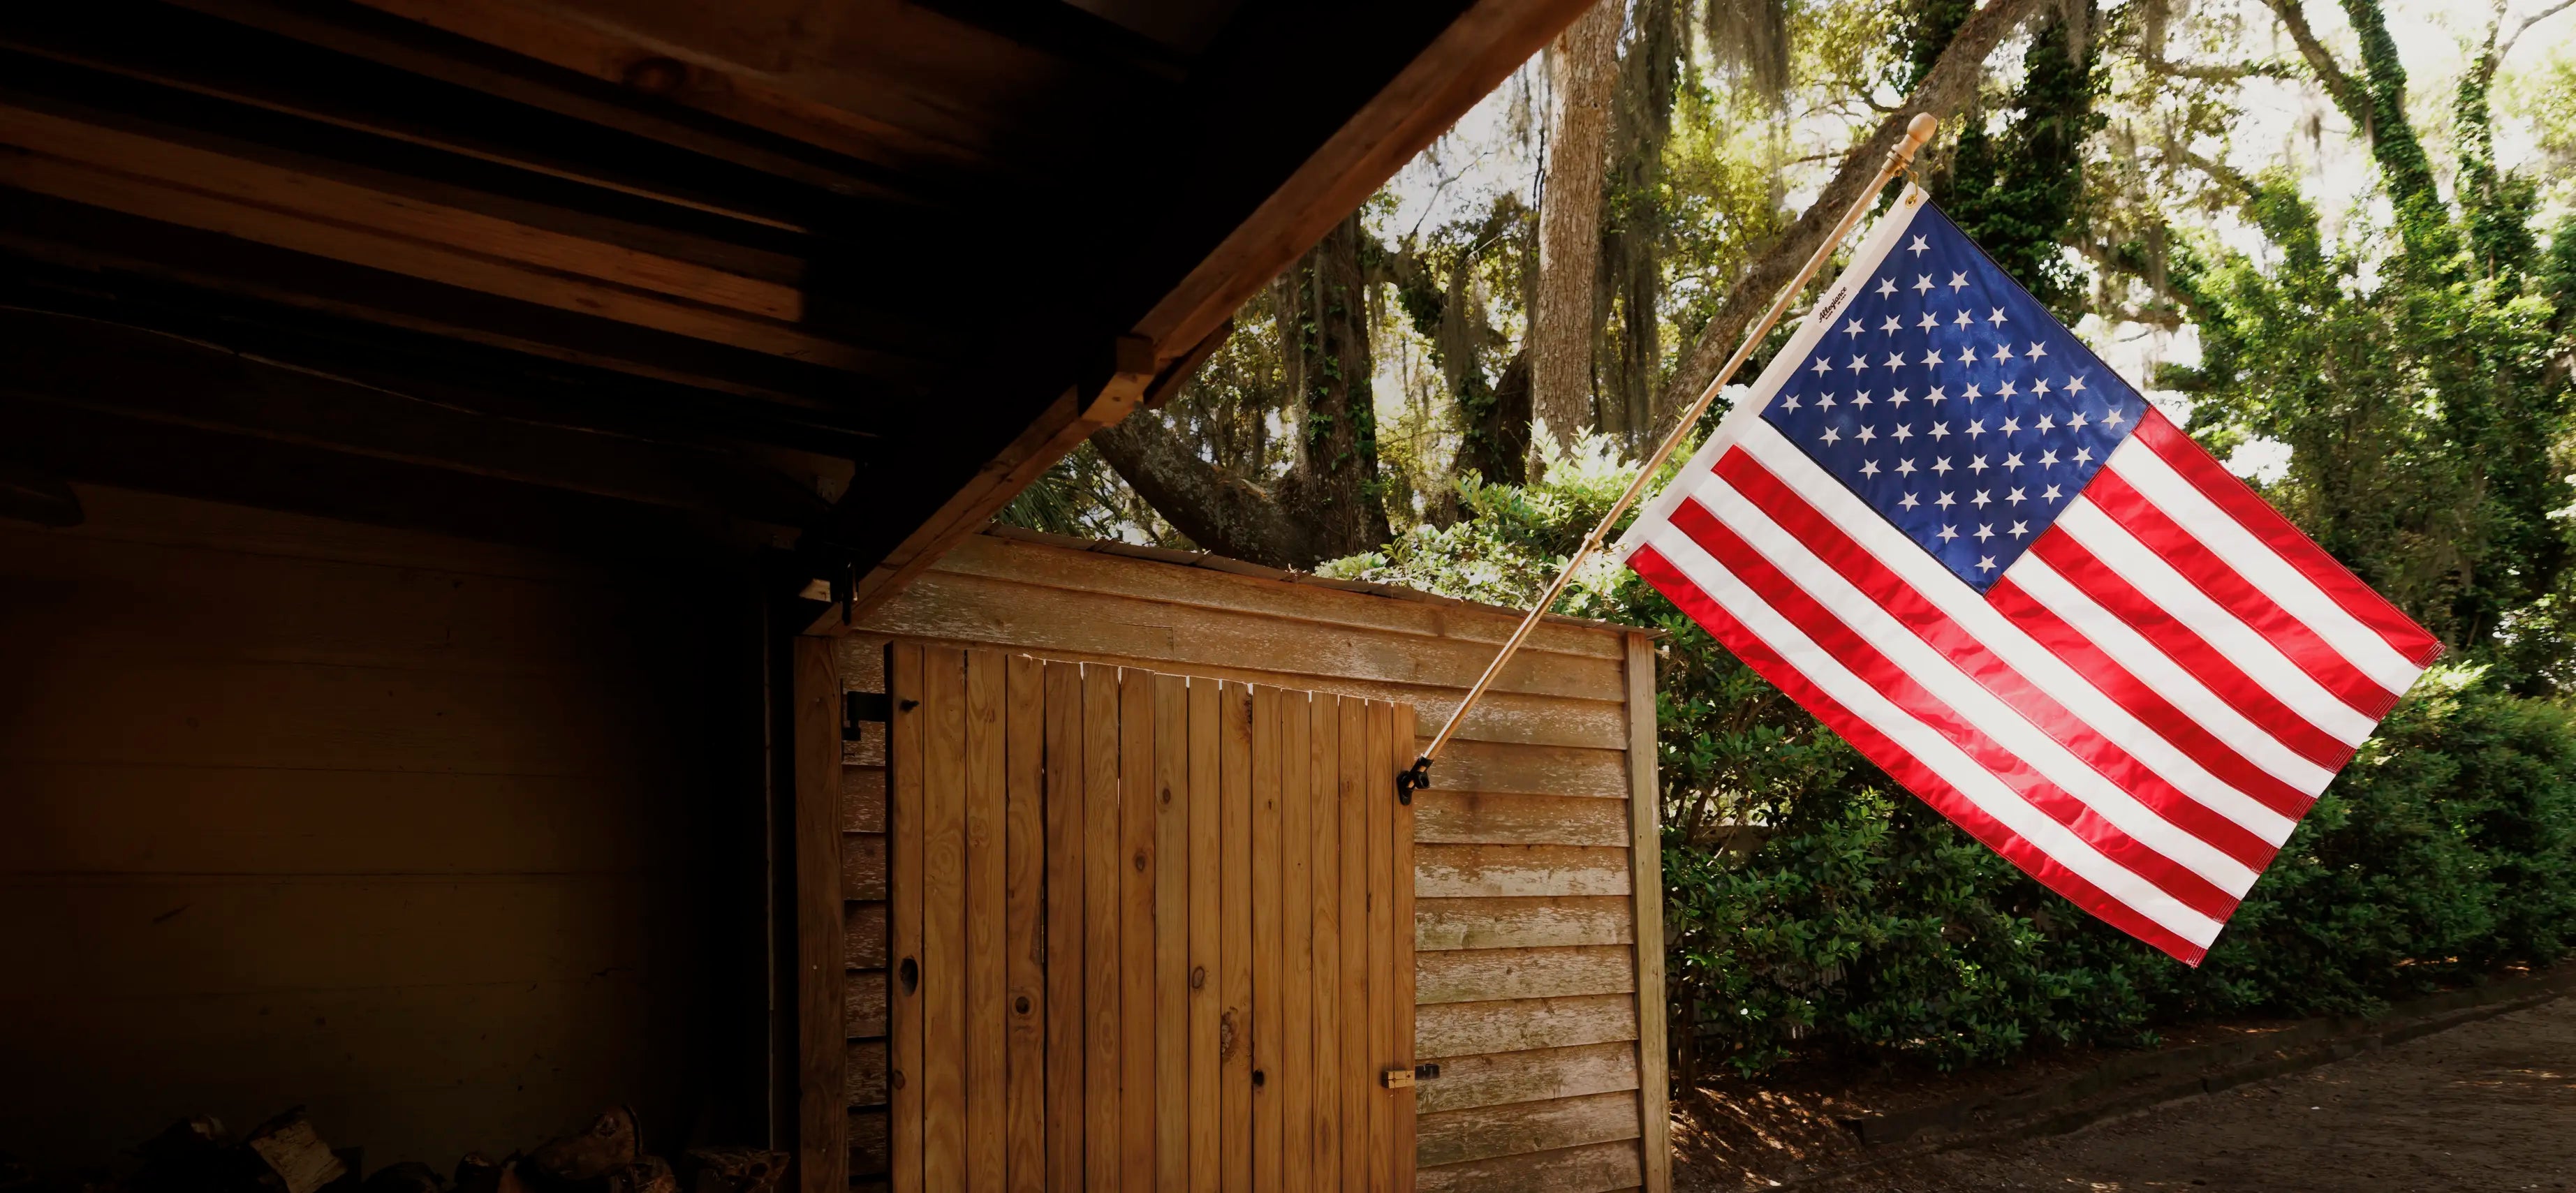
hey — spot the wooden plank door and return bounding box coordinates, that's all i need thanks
[881,646,1414,1192]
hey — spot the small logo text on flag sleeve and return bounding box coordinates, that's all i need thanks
[1614,186,2443,965]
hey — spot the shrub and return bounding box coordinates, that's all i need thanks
[1330,436,2576,1081]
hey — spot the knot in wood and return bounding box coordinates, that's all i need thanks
[621,57,688,96]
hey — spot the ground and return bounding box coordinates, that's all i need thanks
[1792,996,2576,1192]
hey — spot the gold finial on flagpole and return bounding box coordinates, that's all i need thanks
[1396,114,1944,802]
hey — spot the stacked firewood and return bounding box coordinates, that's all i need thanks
[0,1108,786,1193]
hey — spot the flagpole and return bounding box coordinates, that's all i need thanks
[1396,112,1940,801]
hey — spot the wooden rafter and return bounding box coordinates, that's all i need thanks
[0,306,829,525]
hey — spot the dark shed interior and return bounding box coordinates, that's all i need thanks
[0,0,1589,1181]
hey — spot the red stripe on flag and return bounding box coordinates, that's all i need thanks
[1628,542,2211,965]
[1986,578,2319,820]
[1711,449,2280,871]
[1670,496,2243,921]
[2026,528,2357,772]
[2130,409,2442,667]
[2084,467,2401,720]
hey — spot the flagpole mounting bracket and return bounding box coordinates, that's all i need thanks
[1394,755,1431,805]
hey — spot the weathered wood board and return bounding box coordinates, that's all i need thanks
[836,531,1669,1193]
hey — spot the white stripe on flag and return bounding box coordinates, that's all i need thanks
[2102,440,2424,693]
[2001,553,2338,796]
[1734,422,2314,840]
[1685,468,2262,896]
[2052,498,2379,744]
[1643,520,2228,948]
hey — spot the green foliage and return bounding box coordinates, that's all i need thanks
[1676,662,2576,1076]
[2157,6,2576,685]
[1933,8,2104,320]
[1328,444,2576,1080]
[997,443,1178,544]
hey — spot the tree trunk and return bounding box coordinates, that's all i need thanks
[1602,0,1681,451]
[1529,0,1621,475]
[1459,346,1532,487]
[1276,211,1393,558]
[1091,214,1392,569]
[1089,414,1311,567]
[1648,0,2051,441]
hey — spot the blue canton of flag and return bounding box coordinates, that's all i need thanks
[1758,204,2143,593]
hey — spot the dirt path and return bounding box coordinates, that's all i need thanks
[1818,995,2576,1192]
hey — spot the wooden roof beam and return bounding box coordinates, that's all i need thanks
[1128,0,1598,360]
[0,188,888,412]
[138,0,926,203]
[0,306,833,527]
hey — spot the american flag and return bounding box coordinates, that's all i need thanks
[1615,186,2442,963]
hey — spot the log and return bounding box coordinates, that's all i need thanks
[360,1164,439,1193]
[605,1157,677,1193]
[454,1154,502,1193]
[130,1116,240,1193]
[527,1107,640,1183]
[245,1109,346,1193]
[677,1148,788,1193]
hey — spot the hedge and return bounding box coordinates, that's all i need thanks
[1665,662,2576,1077]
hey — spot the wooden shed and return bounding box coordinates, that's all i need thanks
[817,527,1671,1193]
[0,0,1635,1190]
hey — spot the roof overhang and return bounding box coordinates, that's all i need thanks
[0,0,1591,623]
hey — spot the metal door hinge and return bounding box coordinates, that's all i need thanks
[1381,1068,1414,1089]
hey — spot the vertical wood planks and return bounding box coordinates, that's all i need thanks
[1364,701,1395,1193]
[1335,696,1369,1193]
[883,644,1429,1193]
[1152,676,1191,1192]
[888,644,927,1193]
[1249,687,1283,1193]
[1307,697,1342,1193]
[1390,704,1418,1193]
[1119,671,1157,1193]
[1040,662,1085,1193]
[1278,693,1315,1193]
[1082,666,1123,1193]
[1188,679,1223,1193]
[922,647,969,1190]
[794,639,848,1193]
[1002,655,1046,1193]
[964,652,1008,1193]
[1625,633,1670,1193]
[1219,682,1253,1193]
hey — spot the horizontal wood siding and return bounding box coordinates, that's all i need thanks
[0,485,740,1171]
[838,533,1661,1192]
